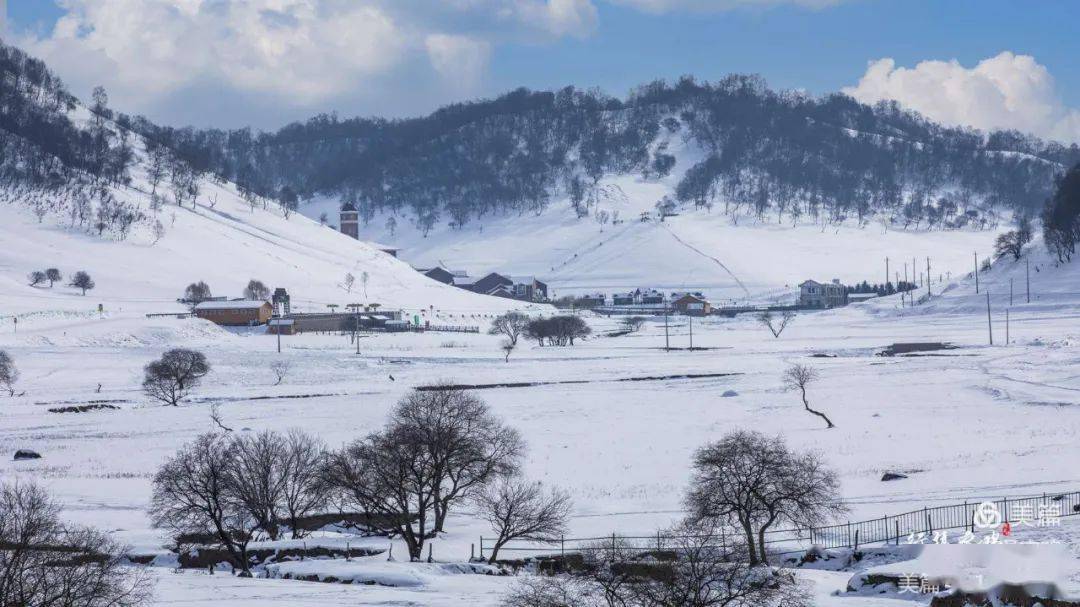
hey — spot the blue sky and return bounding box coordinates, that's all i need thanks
[5,0,1080,140]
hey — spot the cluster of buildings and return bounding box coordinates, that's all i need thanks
[416,266,549,303]
[582,288,714,316]
[191,288,402,334]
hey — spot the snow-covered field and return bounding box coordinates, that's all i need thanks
[3,226,1080,604]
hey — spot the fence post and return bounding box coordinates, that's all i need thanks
[561,535,566,559]
[470,543,474,561]
[612,533,617,559]
[854,529,860,553]
[478,536,483,560]
[846,521,852,548]
[895,520,900,546]
[925,508,932,535]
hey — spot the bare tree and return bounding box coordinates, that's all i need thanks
[0,481,152,607]
[152,220,166,244]
[595,208,610,232]
[489,312,530,346]
[244,279,270,301]
[621,316,646,333]
[501,339,516,363]
[184,281,212,304]
[0,351,18,397]
[322,427,439,561]
[142,348,211,406]
[69,271,95,295]
[269,360,291,385]
[209,403,232,433]
[279,430,328,539]
[685,430,846,565]
[633,521,809,607]
[389,386,525,533]
[343,272,355,293]
[149,433,257,576]
[756,310,795,338]
[27,271,46,287]
[475,477,571,563]
[781,364,834,429]
[227,431,288,540]
[45,268,61,287]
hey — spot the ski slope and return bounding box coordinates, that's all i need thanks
[305,174,1004,304]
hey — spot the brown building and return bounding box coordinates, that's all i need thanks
[672,294,712,316]
[339,202,359,239]
[194,300,273,326]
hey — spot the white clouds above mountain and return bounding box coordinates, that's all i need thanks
[845,52,1080,143]
[15,0,599,126]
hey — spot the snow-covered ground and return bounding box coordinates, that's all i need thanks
[3,229,1080,604]
[307,170,1004,303]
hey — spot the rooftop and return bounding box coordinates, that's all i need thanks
[194,300,269,310]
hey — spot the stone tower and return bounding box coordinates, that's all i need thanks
[340,202,359,239]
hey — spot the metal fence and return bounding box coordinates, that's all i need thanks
[481,490,1080,561]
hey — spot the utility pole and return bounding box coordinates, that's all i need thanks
[926,257,931,300]
[986,291,993,346]
[913,257,917,287]
[1026,258,1031,303]
[688,315,694,351]
[1006,308,1010,345]
[974,252,979,294]
[1010,278,1014,306]
[663,304,670,351]
[885,257,889,291]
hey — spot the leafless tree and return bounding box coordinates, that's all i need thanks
[0,351,18,397]
[389,386,525,533]
[183,281,211,304]
[322,426,439,561]
[488,312,529,346]
[474,477,571,563]
[269,360,291,385]
[149,433,257,576]
[209,403,232,433]
[343,272,355,293]
[69,271,94,295]
[621,316,646,332]
[279,430,328,539]
[684,430,845,565]
[142,348,210,406]
[28,271,46,287]
[781,364,834,429]
[501,339,516,363]
[0,480,152,607]
[502,575,604,607]
[632,521,810,607]
[756,310,795,338]
[45,268,61,287]
[227,431,289,541]
[244,279,270,301]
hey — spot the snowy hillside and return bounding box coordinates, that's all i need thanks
[307,171,1003,303]
[0,119,542,328]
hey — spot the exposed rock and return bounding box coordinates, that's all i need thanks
[14,449,41,460]
[721,390,738,397]
[881,472,909,482]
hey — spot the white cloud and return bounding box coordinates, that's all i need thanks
[26,0,406,107]
[425,33,491,90]
[844,52,1080,143]
[607,0,841,13]
[16,0,596,125]
[513,0,598,38]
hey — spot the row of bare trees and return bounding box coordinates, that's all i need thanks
[149,386,571,572]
